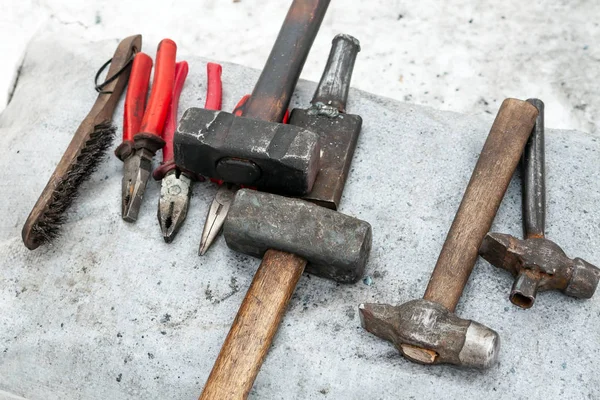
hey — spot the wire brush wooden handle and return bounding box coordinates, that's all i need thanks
[22,34,142,250]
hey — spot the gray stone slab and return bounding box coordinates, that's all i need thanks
[1,30,599,400]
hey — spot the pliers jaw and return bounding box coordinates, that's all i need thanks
[199,183,236,255]
[158,169,192,243]
[118,40,177,223]
[121,148,153,222]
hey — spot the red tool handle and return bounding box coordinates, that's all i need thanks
[205,63,223,111]
[234,94,290,122]
[161,61,189,164]
[115,52,152,161]
[138,39,177,137]
[123,53,152,141]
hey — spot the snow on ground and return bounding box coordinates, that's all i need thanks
[3,1,598,133]
[0,2,597,399]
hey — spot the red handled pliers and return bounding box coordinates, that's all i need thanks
[115,39,177,222]
[153,62,223,243]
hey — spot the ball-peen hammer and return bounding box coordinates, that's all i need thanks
[360,99,538,368]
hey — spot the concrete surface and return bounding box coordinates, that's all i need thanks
[2,0,599,134]
[1,29,599,399]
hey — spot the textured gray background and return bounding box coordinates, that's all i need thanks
[1,32,599,399]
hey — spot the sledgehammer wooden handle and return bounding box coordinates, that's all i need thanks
[424,99,538,312]
[200,250,306,400]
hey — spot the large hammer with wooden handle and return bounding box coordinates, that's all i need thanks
[359,99,538,368]
[176,0,330,196]
[198,27,369,400]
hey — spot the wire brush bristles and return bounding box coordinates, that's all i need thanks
[29,123,115,246]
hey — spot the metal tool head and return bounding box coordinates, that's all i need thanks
[290,33,362,210]
[199,184,236,255]
[174,108,321,196]
[359,299,500,369]
[157,170,191,243]
[121,148,154,222]
[290,110,361,209]
[223,189,372,283]
[480,233,600,308]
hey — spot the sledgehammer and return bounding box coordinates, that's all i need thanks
[360,99,538,368]
[198,13,370,400]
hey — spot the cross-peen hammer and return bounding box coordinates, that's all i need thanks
[479,99,600,308]
[360,99,538,368]
[198,34,370,400]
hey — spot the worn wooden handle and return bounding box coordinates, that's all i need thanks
[199,249,306,400]
[22,34,141,250]
[423,98,538,312]
[243,0,330,122]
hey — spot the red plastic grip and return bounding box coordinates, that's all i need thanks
[123,52,152,142]
[139,39,177,137]
[162,61,189,164]
[205,63,223,111]
[233,94,250,117]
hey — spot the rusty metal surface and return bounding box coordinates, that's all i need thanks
[223,189,372,283]
[359,300,499,369]
[522,98,546,239]
[480,233,600,307]
[480,98,600,308]
[290,110,361,208]
[357,99,536,370]
[309,34,360,115]
[173,0,330,194]
[289,34,362,210]
[174,108,320,195]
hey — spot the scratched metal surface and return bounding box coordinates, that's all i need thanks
[1,30,599,400]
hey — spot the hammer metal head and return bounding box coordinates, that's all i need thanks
[359,299,500,369]
[223,189,372,283]
[289,110,362,210]
[174,108,320,196]
[480,233,600,308]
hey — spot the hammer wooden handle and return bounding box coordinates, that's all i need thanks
[243,0,330,122]
[424,99,538,312]
[200,250,306,400]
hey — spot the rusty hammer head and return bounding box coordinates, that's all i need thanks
[359,300,499,369]
[357,98,542,369]
[223,189,372,283]
[174,109,320,196]
[480,233,600,308]
[479,98,600,308]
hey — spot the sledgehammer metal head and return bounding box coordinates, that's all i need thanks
[174,0,330,196]
[223,189,372,283]
[174,110,320,195]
